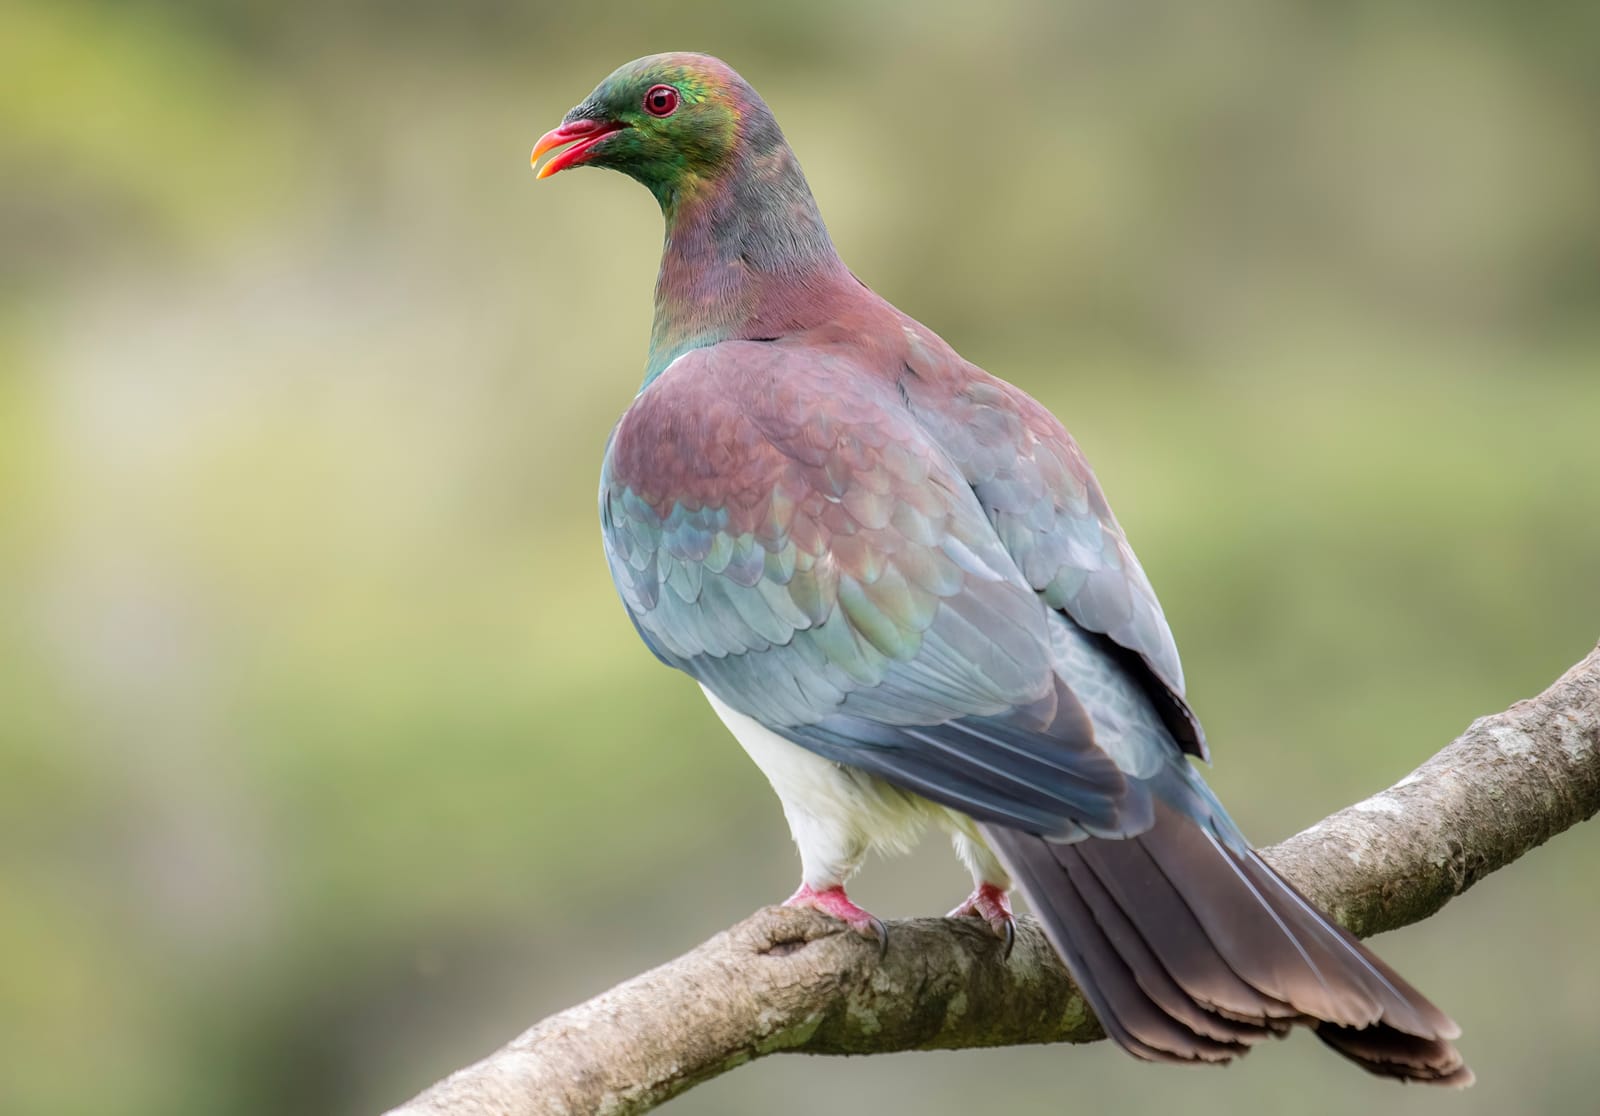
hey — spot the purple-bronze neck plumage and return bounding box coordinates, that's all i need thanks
[644,108,855,384]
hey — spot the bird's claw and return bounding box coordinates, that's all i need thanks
[785,883,889,958]
[864,914,889,959]
[948,882,1016,959]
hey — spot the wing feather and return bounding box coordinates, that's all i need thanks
[601,340,1179,835]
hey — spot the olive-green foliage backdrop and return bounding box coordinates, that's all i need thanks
[4,2,1597,1113]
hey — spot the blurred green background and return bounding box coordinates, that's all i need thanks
[4,1,1598,1113]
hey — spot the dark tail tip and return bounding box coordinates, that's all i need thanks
[1317,1022,1475,1087]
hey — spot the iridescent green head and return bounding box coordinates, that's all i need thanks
[533,53,843,385]
[532,53,771,202]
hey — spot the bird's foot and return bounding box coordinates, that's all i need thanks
[784,883,888,957]
[948,882,1016,958]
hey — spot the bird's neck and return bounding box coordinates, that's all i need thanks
[644,140,853,384]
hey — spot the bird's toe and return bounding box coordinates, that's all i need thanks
[948,882,1016,958]
[785,883,889,956]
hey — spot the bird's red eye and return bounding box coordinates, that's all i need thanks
[644,84,680,117]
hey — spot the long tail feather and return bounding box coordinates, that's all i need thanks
[982,797,1471,1085]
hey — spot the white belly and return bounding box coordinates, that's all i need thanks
[699,685,1006,890]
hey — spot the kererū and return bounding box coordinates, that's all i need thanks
[531,52,1469,1084]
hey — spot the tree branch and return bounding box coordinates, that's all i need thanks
[387,643,1600,1116]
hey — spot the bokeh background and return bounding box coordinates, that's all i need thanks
[5,1,1599,1113]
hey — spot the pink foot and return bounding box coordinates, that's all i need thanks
[948,882,1016,957]
[784,883,888,956]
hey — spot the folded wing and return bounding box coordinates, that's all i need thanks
[601,340,1169,836]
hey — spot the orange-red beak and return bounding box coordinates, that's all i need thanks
[531,118,624,179]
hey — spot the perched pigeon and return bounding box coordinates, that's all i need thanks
[531,52,1469,1084]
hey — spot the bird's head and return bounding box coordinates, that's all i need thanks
[531,53,770,200]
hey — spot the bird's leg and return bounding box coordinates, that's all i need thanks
[773,800,886,954]
[717,725,888,953]
[950,831,1017,957]
[947,882,1016,953]
[784,882,888,955]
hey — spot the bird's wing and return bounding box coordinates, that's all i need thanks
[901,363,1207,759]
[601,341,1166,838]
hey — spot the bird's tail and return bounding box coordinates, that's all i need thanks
[981,793,1471,1085]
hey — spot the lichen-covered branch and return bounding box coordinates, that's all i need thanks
[386,643,1600,1116]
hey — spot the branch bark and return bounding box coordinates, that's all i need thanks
[388,643,1600,1116]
